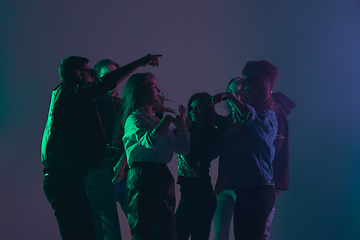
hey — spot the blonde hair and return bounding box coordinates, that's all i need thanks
[122,72,173,125]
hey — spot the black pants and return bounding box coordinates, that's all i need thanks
[43,174,97,240]
[127,162,177,240]
[85,167,122,240]
[233,185,276,240]
[175,178,217,240]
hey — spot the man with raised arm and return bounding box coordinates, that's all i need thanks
[41,54,161,240]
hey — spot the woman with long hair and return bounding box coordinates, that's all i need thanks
[213,77,244,240]
[175,92,220,240]
[210,76,278,240]
[122,72,190,240]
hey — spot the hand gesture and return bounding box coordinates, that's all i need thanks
[178,104,186,118]
[208,92,230,105]
[160,92,164,104]
[112,162,125,184]
[112,154,128,184]
[213,164,231,196]
[174,105,186,130]
[139,54,162,67]
[214,174,229,196]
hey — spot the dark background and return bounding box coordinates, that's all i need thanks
[1,0,359,239]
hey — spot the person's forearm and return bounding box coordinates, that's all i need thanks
[112,151,128,183]
[118,152,128,168]
[154,115,172,139]
[108,54,160,86]
[227,94,250,120]
[108,58,142,86]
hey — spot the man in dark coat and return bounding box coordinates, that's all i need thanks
[41,54,161,240]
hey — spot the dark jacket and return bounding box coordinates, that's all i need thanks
[177,125,220,183]
[95,93,124,168]
[215,113,235,189]
[41,74,116,175]
[272,91,296,191]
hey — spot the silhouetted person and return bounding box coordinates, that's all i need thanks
[176,92,220,240]
[213,77,244,240]
[243,60,296,240]
[41,54,161,240]
[211,76,278,240]
[122,72,190,240]
[85,59,125,240]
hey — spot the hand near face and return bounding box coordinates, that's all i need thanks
[173,105,186,131]
[178,104,186,118]
[208,92,230,105]
[159,92,164,105]
[139,54,162,67]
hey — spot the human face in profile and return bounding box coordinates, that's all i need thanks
[142,77,161,106]
[240,80,257,107]
[227,79,244,111]
[79,64,94,83]
[188,99,204,124]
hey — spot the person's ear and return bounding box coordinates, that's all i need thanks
[76,69,82,79]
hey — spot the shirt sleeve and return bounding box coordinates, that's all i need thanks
[173,130,190,155]
[72,73,117,100]
[243,105,278,144]
[124,114,164,149]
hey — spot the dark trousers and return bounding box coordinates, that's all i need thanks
[85,167,122,240]
[43,174,97,240]
[127,162,177,240]
[175,179,217,240]
[233,185,276,240]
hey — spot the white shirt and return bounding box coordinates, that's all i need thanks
[123,108,190,167]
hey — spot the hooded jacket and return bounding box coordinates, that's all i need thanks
[272,91,296,191]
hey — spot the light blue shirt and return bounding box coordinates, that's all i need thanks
[123,108,190,167]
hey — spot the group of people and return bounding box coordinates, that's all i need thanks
[41,54,295,240]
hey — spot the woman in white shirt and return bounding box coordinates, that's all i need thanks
[122,72,190,240]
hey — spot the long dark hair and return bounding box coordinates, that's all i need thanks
[187,92,215,128]
[121,72,173,125]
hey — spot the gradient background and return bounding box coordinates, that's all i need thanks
[1,0,360,239]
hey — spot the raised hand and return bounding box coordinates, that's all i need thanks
[208,92,230,105]
[178,104,186,118]
[174,105,186,131]
[159,92,164,105]
[138,54,162,67]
